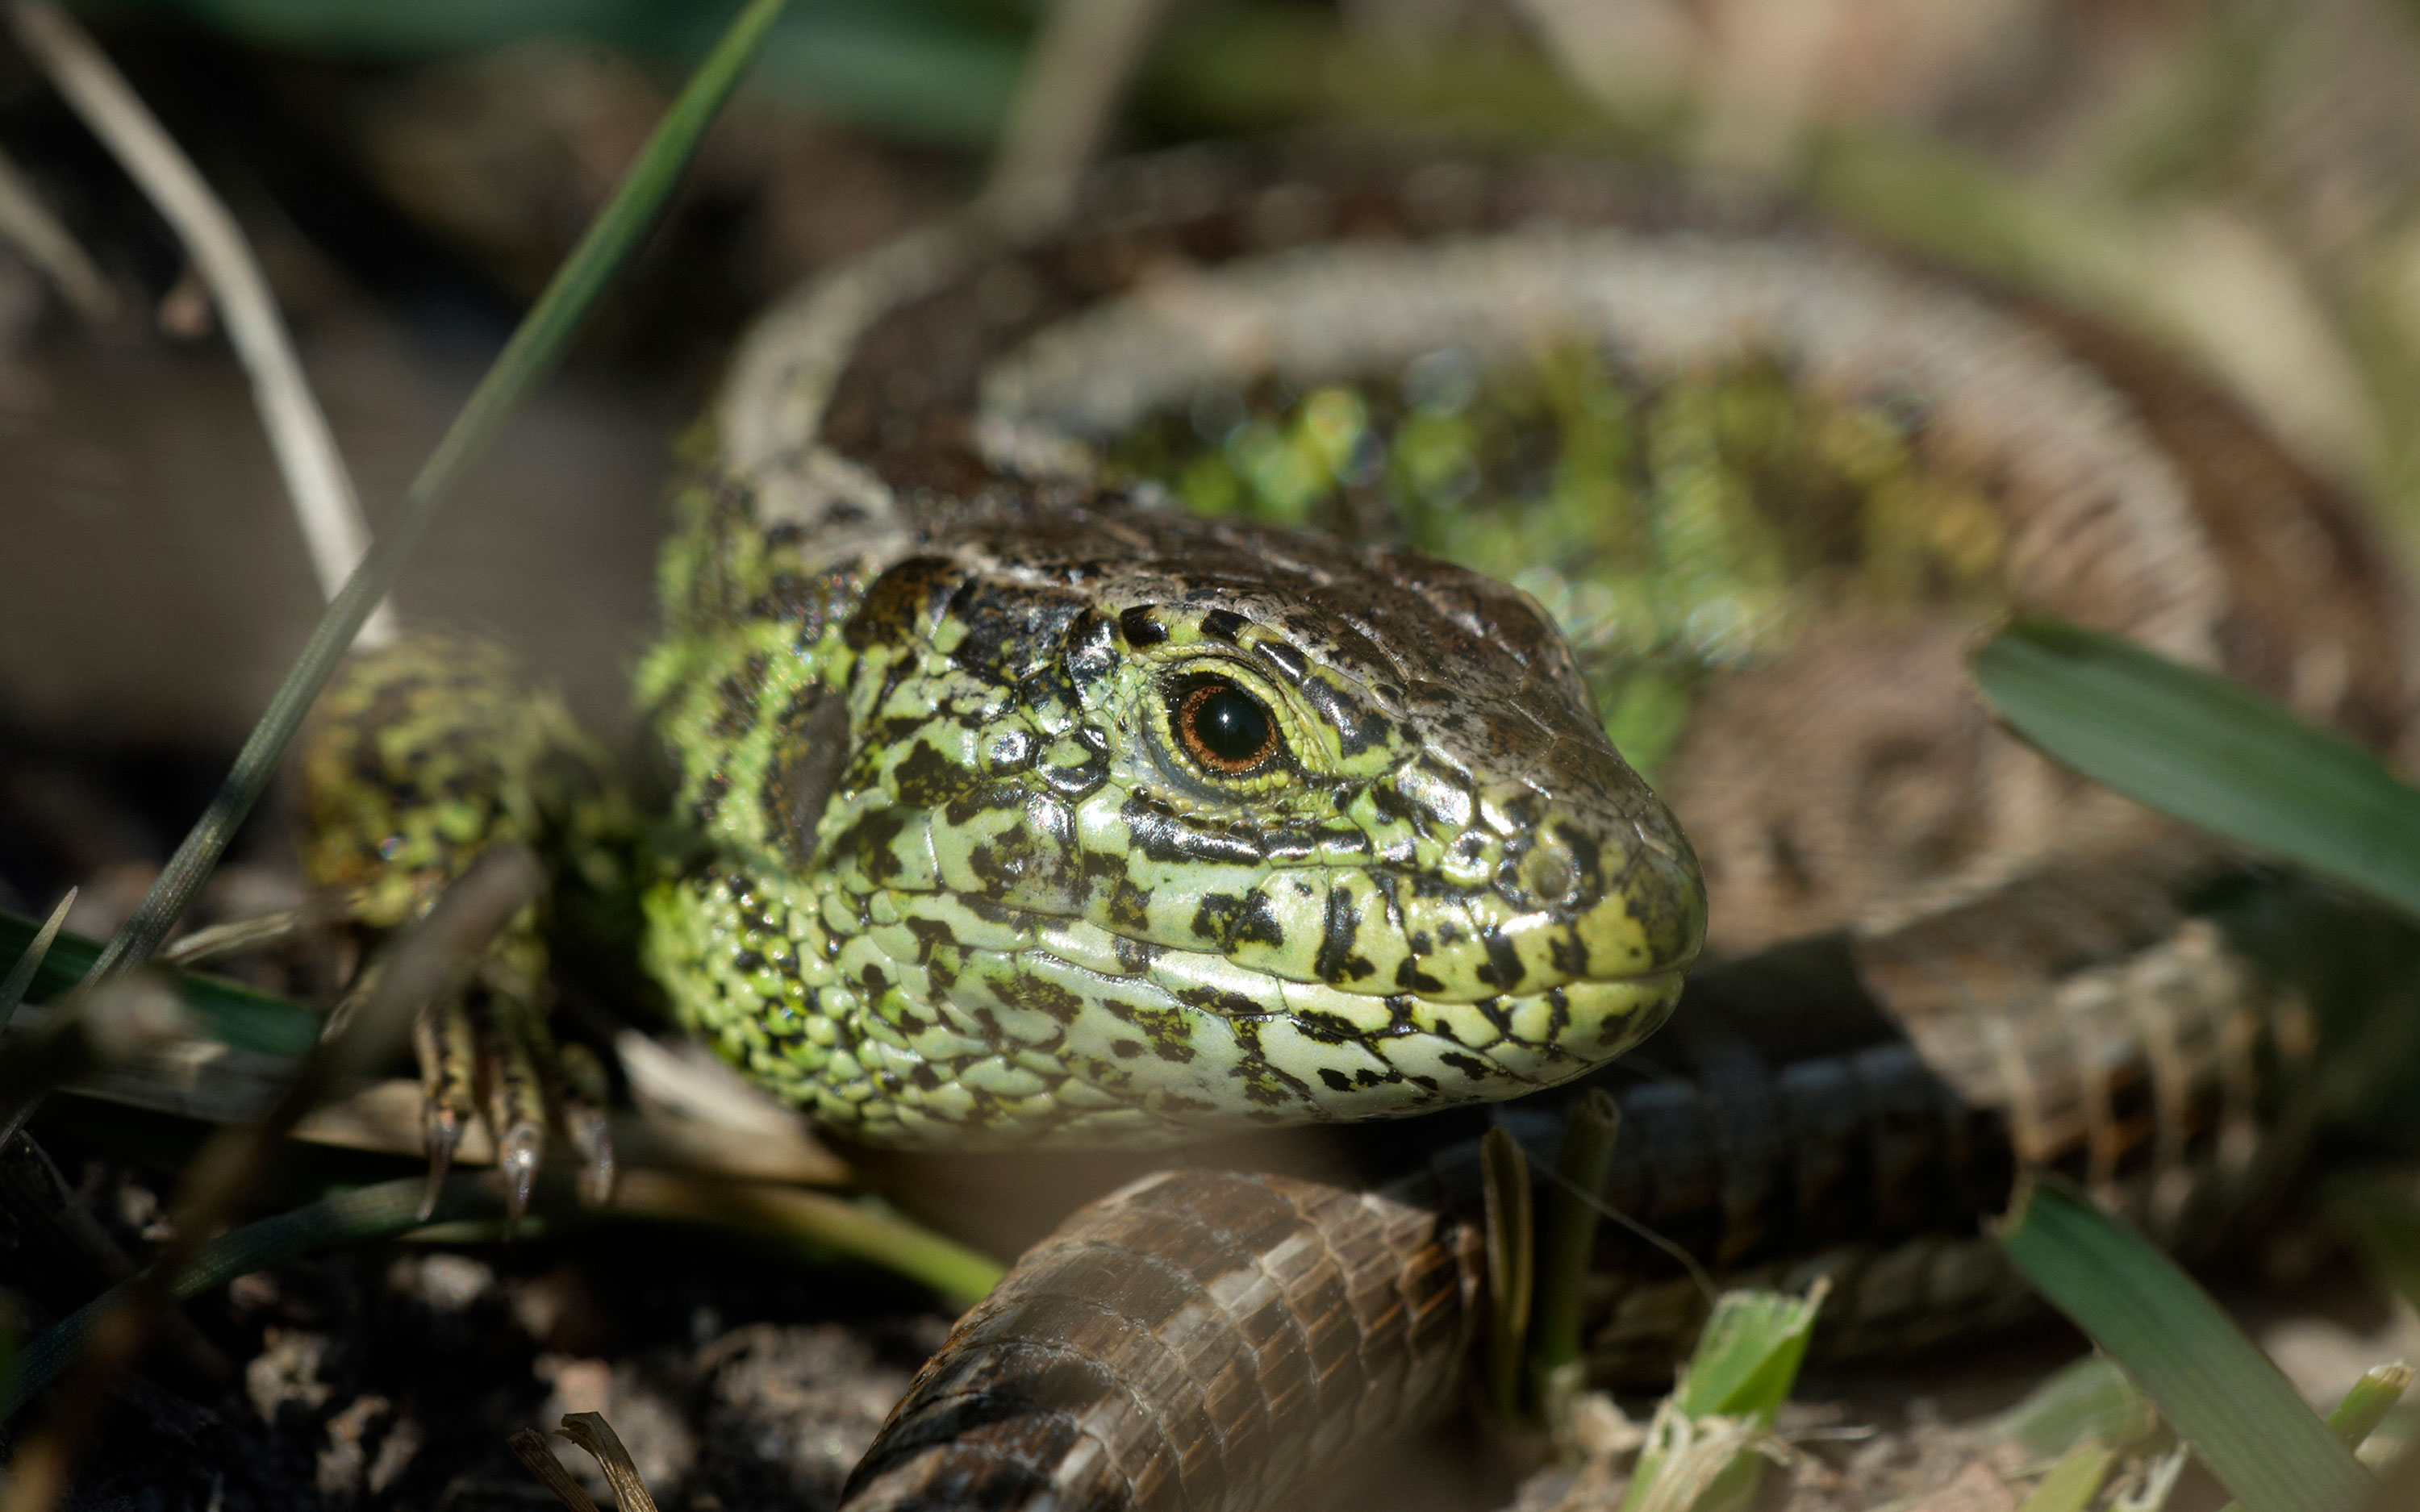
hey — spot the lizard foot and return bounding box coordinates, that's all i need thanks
[298,628,635,1223]
[413,983,615,1220]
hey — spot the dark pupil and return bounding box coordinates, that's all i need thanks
[1189,684,1272,767]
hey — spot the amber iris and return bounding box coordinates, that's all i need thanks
[1176,680,1278,773]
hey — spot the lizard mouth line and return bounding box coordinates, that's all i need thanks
[893,884,1700,1002]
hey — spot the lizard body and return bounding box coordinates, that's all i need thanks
[300,145,2420,1510]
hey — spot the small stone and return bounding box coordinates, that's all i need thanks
[1905,1460,2017,1512]
[245,1327,333,1421]
[387,1252,496,1313]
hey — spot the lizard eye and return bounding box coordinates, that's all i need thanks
[1173,677,1280,775]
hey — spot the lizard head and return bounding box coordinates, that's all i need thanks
[653,489,1702,1145]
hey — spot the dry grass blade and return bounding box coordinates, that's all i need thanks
[557,1413,661,1512]
[156,909,308,968]
[1535,1158,1718,1306]
[174,844,541,1207]
[0,0,389,642]
[0,891,73,1019]
[2118,1446,2191,1512]
[0,145,115,325]
[983,0,1171,224]
[509,1427,606,1512]
[2,902,853,1187]
[1621,1414,1776,1512]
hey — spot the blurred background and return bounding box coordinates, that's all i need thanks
[3,4,2418,1505]
[2,0,2418,1003]
[0,2,2410,729]
[10,0,2420,934]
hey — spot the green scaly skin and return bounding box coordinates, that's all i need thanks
[300,346,2006,1156]
[1105,348,2009,781]
[298,630,631,1007]
[299,631,635,1193]
[631,462,1701,1146]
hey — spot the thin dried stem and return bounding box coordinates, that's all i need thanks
[156,908,308,968]
[557,1414,661,1512]
[0,890,74,1018]
[0,144,116,326]
[1,0,394,644]
[508,1429,607,1512]
[982,0,1171,228]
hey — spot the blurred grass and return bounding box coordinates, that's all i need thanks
[1975,618,2420,1508]
[1136,2,1644,147]
[44,0,795,1024]
[1975,617,2420,919]
[49,0,2420,562]
[60,0,1644,148]
[68,0,1031,140]
[2001,1179,2371,1512]
[0,907,320,1057]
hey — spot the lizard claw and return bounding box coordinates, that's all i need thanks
[415,995,480,1222]
[419,1114,462,1224]
[407,977,616,1224]
[483,1006,549,1221]
[494,1122,544,1220]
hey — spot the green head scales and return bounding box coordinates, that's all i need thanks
[641,477,1704,1147]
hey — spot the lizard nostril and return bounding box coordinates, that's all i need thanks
[1521,835,1577,905]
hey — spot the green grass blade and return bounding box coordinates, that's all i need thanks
[2328,1366,2413,1451]
[0,893,73,1020]
[1621,1283,1825,1512]
[1530,1089,1621,1392]
[2018,1441,2118,1512]
[1973,616,2420,919]
[1479,1125,1534,1423]
[2213,1367,2412,1512]
[0,907,320,1056]
[607,1177,1002,1309]
[1671,1283,1826,1423]
[1991,1355,2160,1460]
[68,0,795,1004]
[2000,1177,2372,1512]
